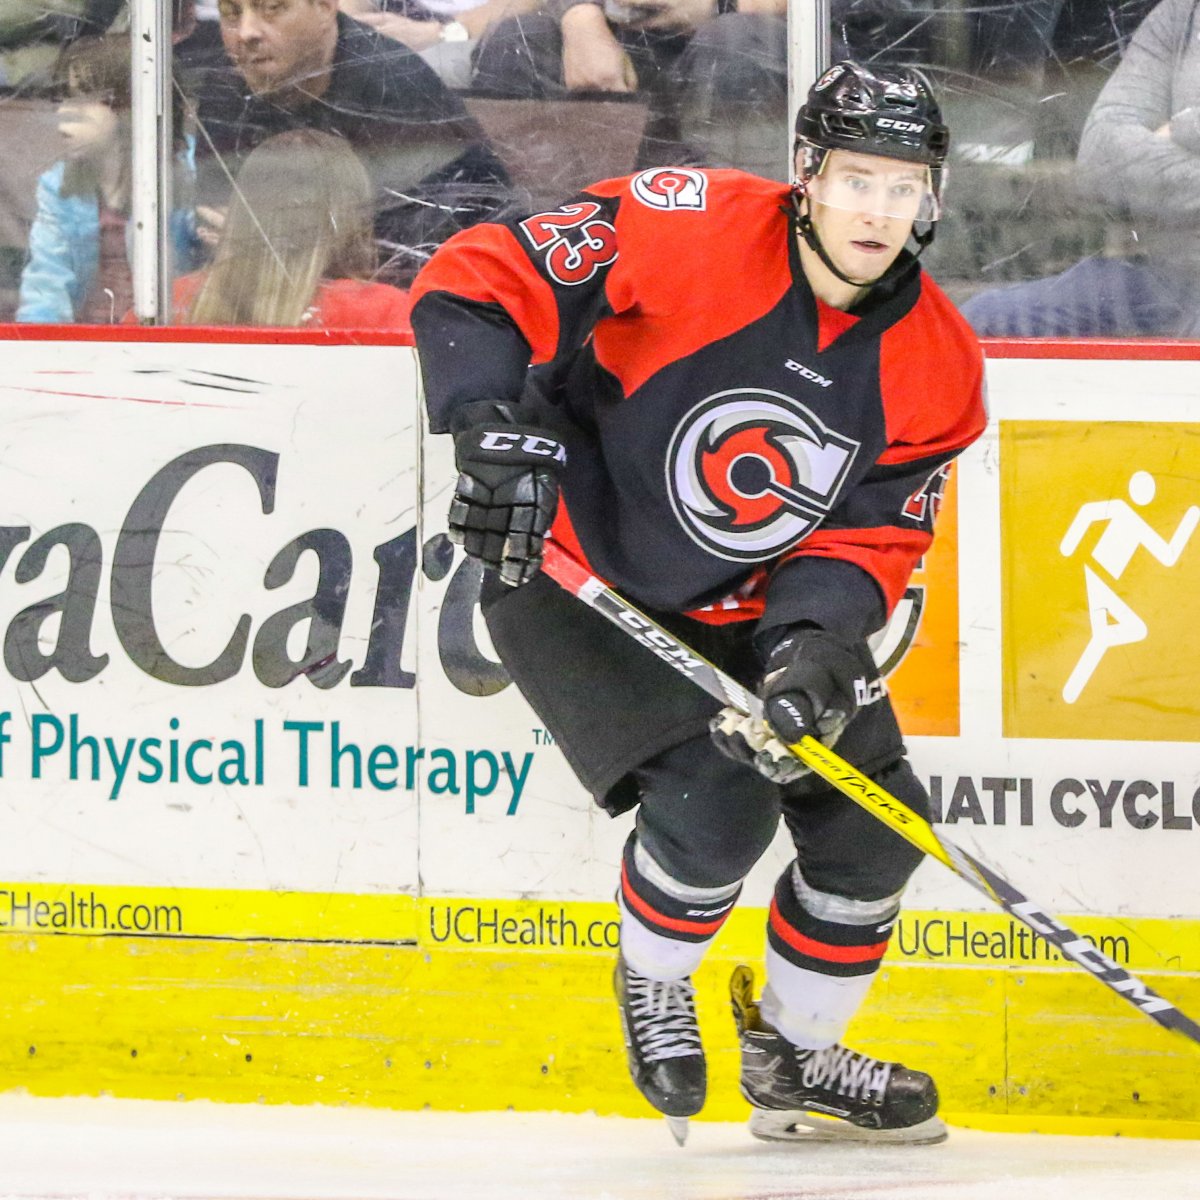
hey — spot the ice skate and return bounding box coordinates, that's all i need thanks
[614,956,706,1142]
[730,964,946,1145]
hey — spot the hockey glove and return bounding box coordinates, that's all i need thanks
[709,708,806,785]
[709,627,871,785]
[450,403,566,588]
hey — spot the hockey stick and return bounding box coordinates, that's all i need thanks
[539,540,1200,1047]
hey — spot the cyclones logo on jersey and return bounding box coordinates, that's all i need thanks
[631,167,708,211]
[666,389,860,562]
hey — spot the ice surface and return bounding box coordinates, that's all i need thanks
[0,1094,1196,1200]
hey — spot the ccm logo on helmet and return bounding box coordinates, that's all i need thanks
[876,118,926,133]
[479,431,567,463]
[632,168,708,211]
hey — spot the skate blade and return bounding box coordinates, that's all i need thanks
[666,1116,689,1146]
[749,1107,948,1146]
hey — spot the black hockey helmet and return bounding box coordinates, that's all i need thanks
[791,60,949,281]
[795,60,949,170]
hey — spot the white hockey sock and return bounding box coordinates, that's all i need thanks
[618,842,741,982]
[618,893,714,982]
[760,944,878,1050]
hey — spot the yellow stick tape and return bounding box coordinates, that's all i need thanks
[789,736,957,869]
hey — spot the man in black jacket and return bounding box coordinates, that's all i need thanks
[185,0,512,285]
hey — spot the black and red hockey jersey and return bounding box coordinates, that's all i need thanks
[411,166,986,643]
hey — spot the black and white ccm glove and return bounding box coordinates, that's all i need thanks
[710,627,872,785]
[449,402,566,587]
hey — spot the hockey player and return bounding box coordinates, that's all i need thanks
[410,61,986,1145]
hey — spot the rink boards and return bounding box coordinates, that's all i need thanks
[0,331,1197,1135]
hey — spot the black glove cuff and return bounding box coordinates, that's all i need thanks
[761,625,871,715]
[449,399,521,434]
[762,621,822,670]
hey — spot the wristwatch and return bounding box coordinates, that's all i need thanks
[440,19,470,41]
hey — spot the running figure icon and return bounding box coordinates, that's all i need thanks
[1059,470,1200,704]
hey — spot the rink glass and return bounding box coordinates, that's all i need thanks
[0,1,1176,334]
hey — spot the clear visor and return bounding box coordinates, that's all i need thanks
[806,158,940,223]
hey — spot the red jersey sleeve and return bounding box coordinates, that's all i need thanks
[410,181,629,432]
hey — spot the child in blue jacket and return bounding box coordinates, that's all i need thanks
[17,33,199,324]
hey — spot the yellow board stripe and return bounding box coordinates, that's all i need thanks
[0,897,1196,1134]
[0,932,1195,1135]
[3,884,1199,976]
[944,1113,1200,1141]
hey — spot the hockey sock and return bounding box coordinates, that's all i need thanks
[762,863,902,1049]
[618,835,741,982]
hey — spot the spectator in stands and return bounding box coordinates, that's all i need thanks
[472,0,790,175]
[184,0,512,286]
[16,35,199,323]
[830,0,931,68]
[0,0,87,92]
[337,0,536,88]
[961,0,1200,337]
[0,0,193,89]
[175,128,411,327]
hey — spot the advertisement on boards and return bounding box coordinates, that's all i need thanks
[1,344,1198,954]
[0,339,428,908]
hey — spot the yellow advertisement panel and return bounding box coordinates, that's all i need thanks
[1002,421,1200,741]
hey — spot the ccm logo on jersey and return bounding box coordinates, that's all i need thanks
[877,118,926,133]
[479,431,567,463]
[632,168,708,211]
[785,359,832,388]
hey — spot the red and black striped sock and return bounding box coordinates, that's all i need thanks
[767,869,896,978]
[619,835,741,946]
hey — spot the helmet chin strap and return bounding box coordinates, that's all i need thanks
[790,188,931,294]
[791,189,870,288]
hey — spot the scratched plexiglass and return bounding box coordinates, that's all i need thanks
[0,1,1190,335]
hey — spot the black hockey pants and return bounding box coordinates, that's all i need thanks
[630,732,929,902]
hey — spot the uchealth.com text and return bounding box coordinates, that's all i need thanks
[0,889,182,934]
[427,904,620,949]
[894,915,1130,965]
